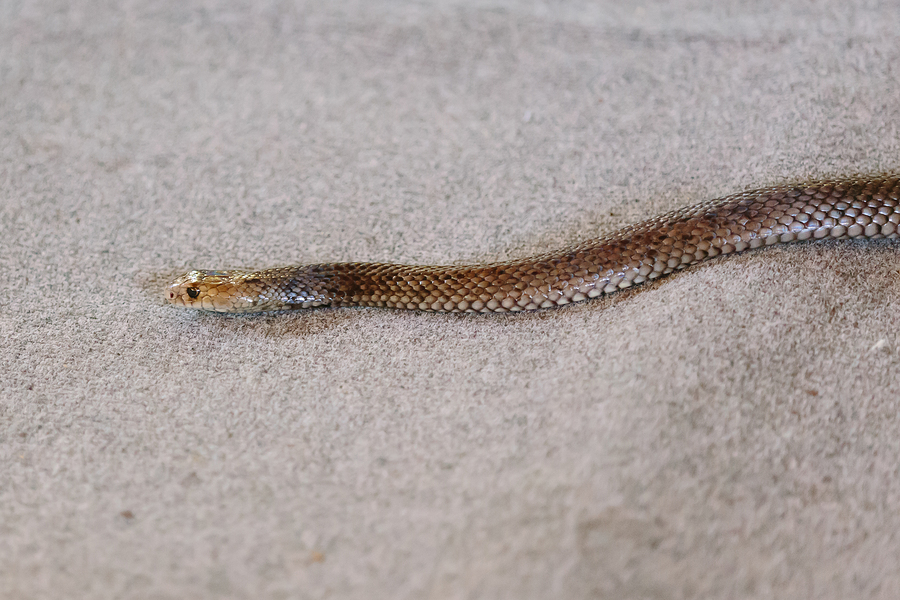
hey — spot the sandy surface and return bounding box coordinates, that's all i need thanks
[3,1,900,598]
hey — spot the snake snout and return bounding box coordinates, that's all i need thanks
[164,270,207,308]
[164,282,193,307]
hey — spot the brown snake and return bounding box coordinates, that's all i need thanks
[166,174,900,313]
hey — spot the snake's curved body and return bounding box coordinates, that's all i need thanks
[166,175,900,313]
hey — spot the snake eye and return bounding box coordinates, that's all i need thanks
[186,287,200,299]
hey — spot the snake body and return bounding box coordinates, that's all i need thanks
[166,175,900,313]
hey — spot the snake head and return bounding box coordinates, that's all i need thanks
[165,270,263,312]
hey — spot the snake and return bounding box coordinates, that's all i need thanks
[165,174,900,313]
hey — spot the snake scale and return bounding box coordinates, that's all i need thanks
[166,174,900,313]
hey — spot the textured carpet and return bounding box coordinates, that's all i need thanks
[3,1,900,598]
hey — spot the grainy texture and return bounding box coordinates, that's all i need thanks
[4,1,900,600]
[168,176,900,312]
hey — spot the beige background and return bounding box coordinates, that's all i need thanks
[3,1,900,598]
